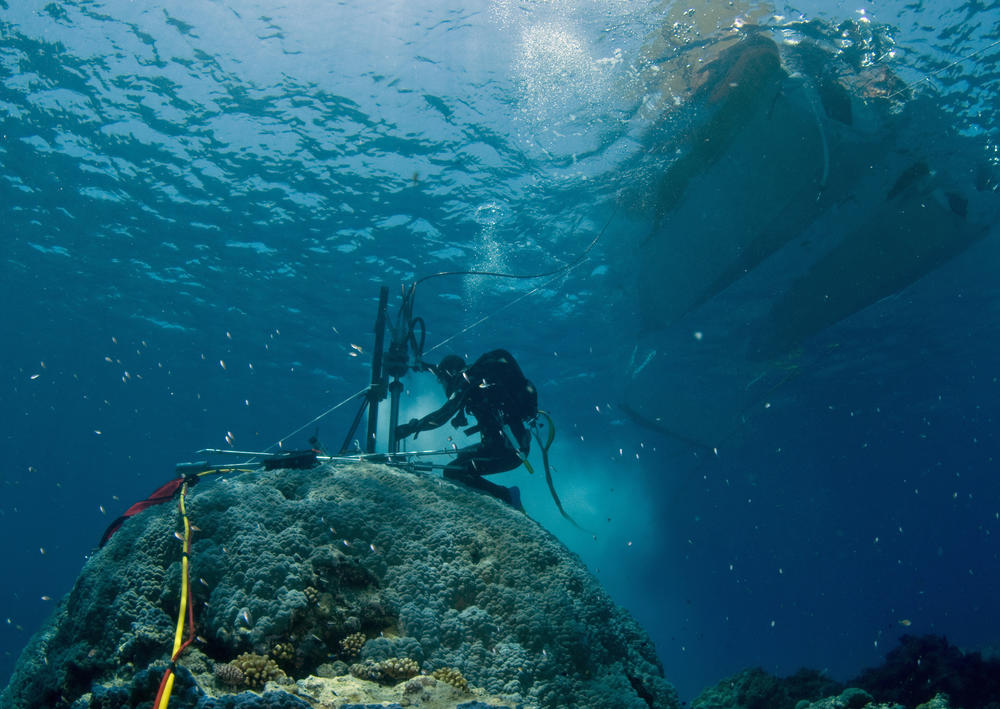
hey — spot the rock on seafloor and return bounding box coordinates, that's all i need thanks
[1,462,678,709]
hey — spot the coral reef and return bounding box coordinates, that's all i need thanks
[213,662,245,687]
[691,634,1000,709]
[691,670,876,709]
[340,631,366,658]
[349,656,420,683]
[231,652,285,688]
[795,687,876,709]
[271,643,295,668]
[852,634,1000,709]
[294,672,514,707]
[1,462,676,708]
[691,667,823,709]
[433,667,471,693]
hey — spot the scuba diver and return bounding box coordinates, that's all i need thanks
[395,349,537,508]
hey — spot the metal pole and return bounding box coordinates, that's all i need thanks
[366,286,389,453]
[388,378,403,453]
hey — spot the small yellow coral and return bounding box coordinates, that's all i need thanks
[349,657,420,684]
[340,632,366,658]
[432,666,470,693]
[382,657,420,681]
[271,642,295,666]
[230,652,285,688]
[349,660,381,682]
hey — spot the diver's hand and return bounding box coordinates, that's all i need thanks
[396,419,420,439]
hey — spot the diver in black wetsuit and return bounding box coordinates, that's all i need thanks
[395,349,537,508]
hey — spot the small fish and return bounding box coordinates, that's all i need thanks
[240,609,252,626]
[41,596,52,601]
[174,531,185,541]
[898,619,912,627]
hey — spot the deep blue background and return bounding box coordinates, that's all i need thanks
[2,0,999,702]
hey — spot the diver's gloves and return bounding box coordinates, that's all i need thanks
[396,418,420,439]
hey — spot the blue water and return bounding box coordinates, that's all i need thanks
[2,0,999,703]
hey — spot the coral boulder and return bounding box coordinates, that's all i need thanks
[1,462,677,708]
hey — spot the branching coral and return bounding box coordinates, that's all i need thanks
[340,632,366,658]
[349,657,420,684]
[433,666,470,693]
[271,642,295,667]
[231,652,285,688]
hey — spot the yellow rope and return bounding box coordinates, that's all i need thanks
[156,483,192,709]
